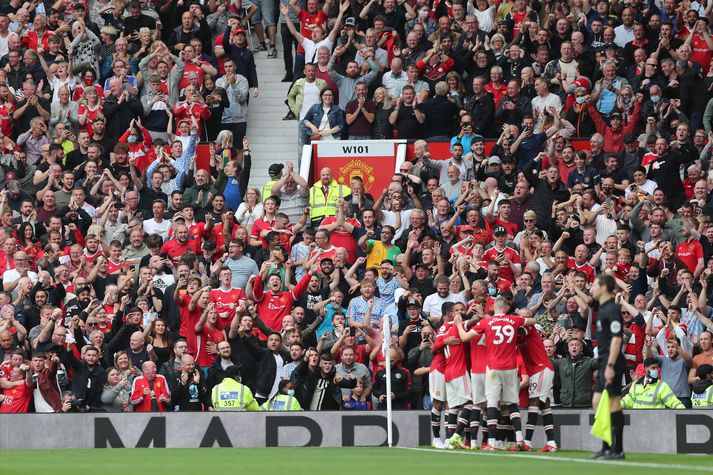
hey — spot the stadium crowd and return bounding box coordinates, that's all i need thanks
[0,0,710,451]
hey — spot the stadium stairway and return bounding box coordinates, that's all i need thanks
[245,36,298,190]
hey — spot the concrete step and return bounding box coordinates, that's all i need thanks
[243,34,301,189]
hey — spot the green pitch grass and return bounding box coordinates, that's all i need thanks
[2,447,713,474]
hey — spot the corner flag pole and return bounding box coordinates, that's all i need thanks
[382,313,393,448]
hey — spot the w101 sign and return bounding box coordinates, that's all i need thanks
[311,140,405,194]
[316,141,399,157]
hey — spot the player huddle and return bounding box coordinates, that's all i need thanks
[428,297,557,452]
[428,275,624,459]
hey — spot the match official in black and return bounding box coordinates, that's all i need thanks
[591,274,625,459]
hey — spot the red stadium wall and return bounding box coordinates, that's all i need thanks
[404,139,592,160]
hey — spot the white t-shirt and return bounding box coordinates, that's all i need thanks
[531,93,562,132]
[235,202,264,229]
[469,5,496,32]
[33,386,55,413]
[300,81,322,121]
[143,218,172,241]
[422,292,465,317]
[50,76,77,104]
[301,37,333,65]
[152,273,175,293]
[380,209,413,241]
[3,269,38,297]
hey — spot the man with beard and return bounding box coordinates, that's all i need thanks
[66,328,106,411]
[206,341,239,391]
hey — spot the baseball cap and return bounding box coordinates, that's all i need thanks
[406,299,421,308]
[232,27,246,36]
[493,225,507,236]
[501,156,515,164]
[268,163,284,179]
[202,241,217,251]
[624,133,637,144]
[488,156,502,165]
[610,112,622,119]
[459,225,474,233]
[345,17,356,26]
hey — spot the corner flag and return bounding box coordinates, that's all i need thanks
[591,389,612,445]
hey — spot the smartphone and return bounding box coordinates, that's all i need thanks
[349,327,356,337]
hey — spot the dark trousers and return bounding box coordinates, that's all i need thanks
[281,23,297,79]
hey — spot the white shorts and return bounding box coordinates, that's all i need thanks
[470,372,486,405]
[429,369,447,402]
[446,373,472,408]
[528,368,554,402]
[484,367,519,406]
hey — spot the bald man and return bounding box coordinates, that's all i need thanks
[308,167,351,226]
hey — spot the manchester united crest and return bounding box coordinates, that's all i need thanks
[337,159,376,192]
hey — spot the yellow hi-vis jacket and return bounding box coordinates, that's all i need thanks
[211,378,260,411]
[621,379,685,409]
[692,385,713,407]
[260,393,303,411]
[309,180,351,223]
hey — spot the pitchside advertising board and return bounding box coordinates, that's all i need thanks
[1,411,712,452]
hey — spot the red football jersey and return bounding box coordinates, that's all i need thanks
[567,258,596,283]
[676,239,703,274]
[195,325,226,367]
[443,322,468,382]
[469,332,487,374]
[483,246,520,283]
[517,327,553,376]
[473,314,526,370]
[430,321,449,374]
[209,287,246,329]
[0,379,32,413]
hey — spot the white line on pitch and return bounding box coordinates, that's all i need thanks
[396,447,713,472]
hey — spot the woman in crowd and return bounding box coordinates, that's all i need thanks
[302,89,345,143]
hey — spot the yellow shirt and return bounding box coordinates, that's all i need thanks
[365,240,401,271]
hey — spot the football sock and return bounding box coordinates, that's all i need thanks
[611,410,624,454]
[431,406,442,438]
[456,404,472,437]
[525,405,539,442]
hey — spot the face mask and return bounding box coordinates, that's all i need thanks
[575,96,585,104]
[648,369,659,379]
[127,136,137,144]
[286,389,295,396]
[419,9,428,18]
[488,287,496,296]
[650,95,660,103]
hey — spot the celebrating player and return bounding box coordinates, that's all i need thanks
[455,297,536,451]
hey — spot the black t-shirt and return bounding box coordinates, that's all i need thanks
[15,97,51,135]
[298,288,330,326]
[594,298,623,361]
[394,105,422,139]
[398,316,428,356]
[93,274,119,301]
[416,96,458,138]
